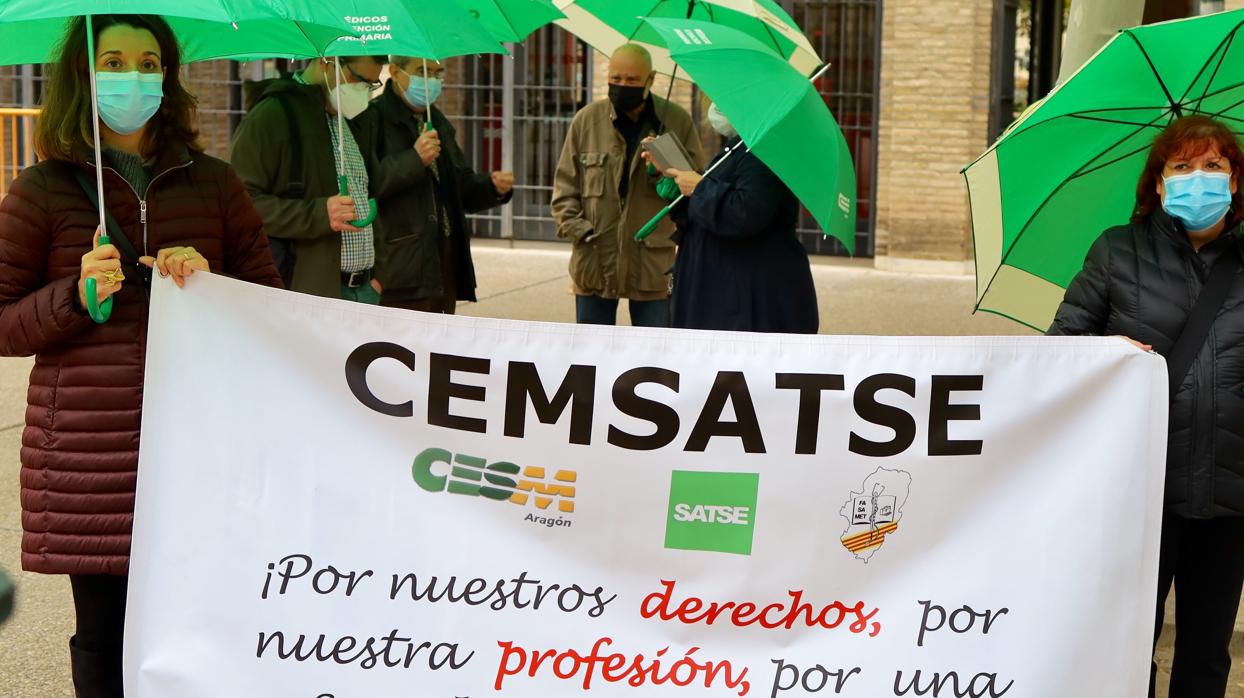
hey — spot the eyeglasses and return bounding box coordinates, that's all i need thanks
[343,62,383,90]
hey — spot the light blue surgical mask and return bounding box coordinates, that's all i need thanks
[404,76,442,109]
[95,71,163,135]
[1163,170,1233,232]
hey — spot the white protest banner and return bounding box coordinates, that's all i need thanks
[126,274,1167,698]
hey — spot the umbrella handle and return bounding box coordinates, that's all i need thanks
[84,232,113,324]
[635,204,675,241]
[338,175,378,228]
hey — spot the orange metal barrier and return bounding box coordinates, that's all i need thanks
[0,108,39,198]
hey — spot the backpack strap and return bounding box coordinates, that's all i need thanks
[264,91,305,199]
[1166,249,1241,397]
[70,166,141,267]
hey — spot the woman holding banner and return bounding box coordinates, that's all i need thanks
[1048,115,1244,698]
[0,15,281,696]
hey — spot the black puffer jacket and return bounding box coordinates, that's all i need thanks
[1048,210,1244,518]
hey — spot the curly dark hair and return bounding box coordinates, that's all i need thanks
[35,14,201,164]
[1133,115,1244,224]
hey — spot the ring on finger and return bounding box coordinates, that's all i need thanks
[102,269,125,287]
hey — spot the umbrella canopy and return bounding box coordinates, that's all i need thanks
[457,0,565,43]
[294,0,506,60]
[965,9,1244,330]
[0,16,353,64]
[643,17,856,251]
[555,0,820,77]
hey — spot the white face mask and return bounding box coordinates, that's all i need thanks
[708,103,737,139]
[332,81,372,120]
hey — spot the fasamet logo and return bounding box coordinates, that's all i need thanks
[412,447,576,516]
[664,471,759,556]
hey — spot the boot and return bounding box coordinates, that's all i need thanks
[69,635,124,698]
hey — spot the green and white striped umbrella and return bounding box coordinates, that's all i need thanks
[965,9,1244,331]
[554,0,820,77]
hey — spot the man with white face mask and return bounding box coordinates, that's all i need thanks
[363,56,514,314]
[232,55,392,301]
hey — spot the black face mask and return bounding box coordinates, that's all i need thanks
[608,83,647,114]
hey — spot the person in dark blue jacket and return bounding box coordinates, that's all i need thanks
[663,103,818,333]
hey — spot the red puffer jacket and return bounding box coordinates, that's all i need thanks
[0,146,282,575]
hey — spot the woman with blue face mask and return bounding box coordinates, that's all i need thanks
[1049,115,1244,698]
[0,14,281,696]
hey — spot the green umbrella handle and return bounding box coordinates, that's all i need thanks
[84,232,113,324]
[635,204,674,242]
[338,175,378,228]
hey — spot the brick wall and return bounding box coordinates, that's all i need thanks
[873,0,993,264]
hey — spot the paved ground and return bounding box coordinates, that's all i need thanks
[0,241,1233,696]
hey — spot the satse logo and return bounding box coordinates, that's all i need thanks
[664,471,759,556]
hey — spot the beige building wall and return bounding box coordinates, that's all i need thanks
[873,0,994,271]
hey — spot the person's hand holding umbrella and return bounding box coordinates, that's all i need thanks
[78,229,124,311]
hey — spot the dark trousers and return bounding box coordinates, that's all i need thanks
[1150,514,1244,698]
[575,294,669,328]
[69,574,127,698]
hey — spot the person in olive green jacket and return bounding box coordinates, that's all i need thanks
[230,56,392,301]
[551,43,704,327]
[366,56,514,313]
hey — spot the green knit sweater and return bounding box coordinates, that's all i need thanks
[104,148,152,198]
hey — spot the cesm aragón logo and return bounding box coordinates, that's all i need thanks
[664,470,759,556]
[411,447,576,528]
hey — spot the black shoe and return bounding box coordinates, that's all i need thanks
[69,636,123,698]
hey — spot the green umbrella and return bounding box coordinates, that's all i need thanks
[554,0,820,77]
[964,9,1244,331]
[301,0,506,59]
[635,18,856,252]
[0,17,352,64]
[0,1,357,323]
[457,0,566,43]
[250,1,509,233]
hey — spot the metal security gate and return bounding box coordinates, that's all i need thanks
[448,27,592,241]
[783,0,882,257]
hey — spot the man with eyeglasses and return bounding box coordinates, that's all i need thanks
[231,55,397,302]
[362,56,514,314]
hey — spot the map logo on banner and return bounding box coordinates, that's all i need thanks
[664,471,760,556]
[839,467,913,562]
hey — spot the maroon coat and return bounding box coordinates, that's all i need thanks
[0,147,282,575]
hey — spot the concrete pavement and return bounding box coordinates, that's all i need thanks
[0,242,1231,696]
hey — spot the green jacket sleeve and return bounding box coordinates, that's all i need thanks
[229,100,333,241]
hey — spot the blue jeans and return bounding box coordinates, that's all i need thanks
[575,295,669,328]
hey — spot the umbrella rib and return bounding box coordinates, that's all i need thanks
[976,111,1171,310]
[1193,77,1244,104]
[1068,114,1169,129]
[1213,93,1244,120]
[1191,20,1244,107]
[1071,142,1156,181]
[1123,29,1182,117]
